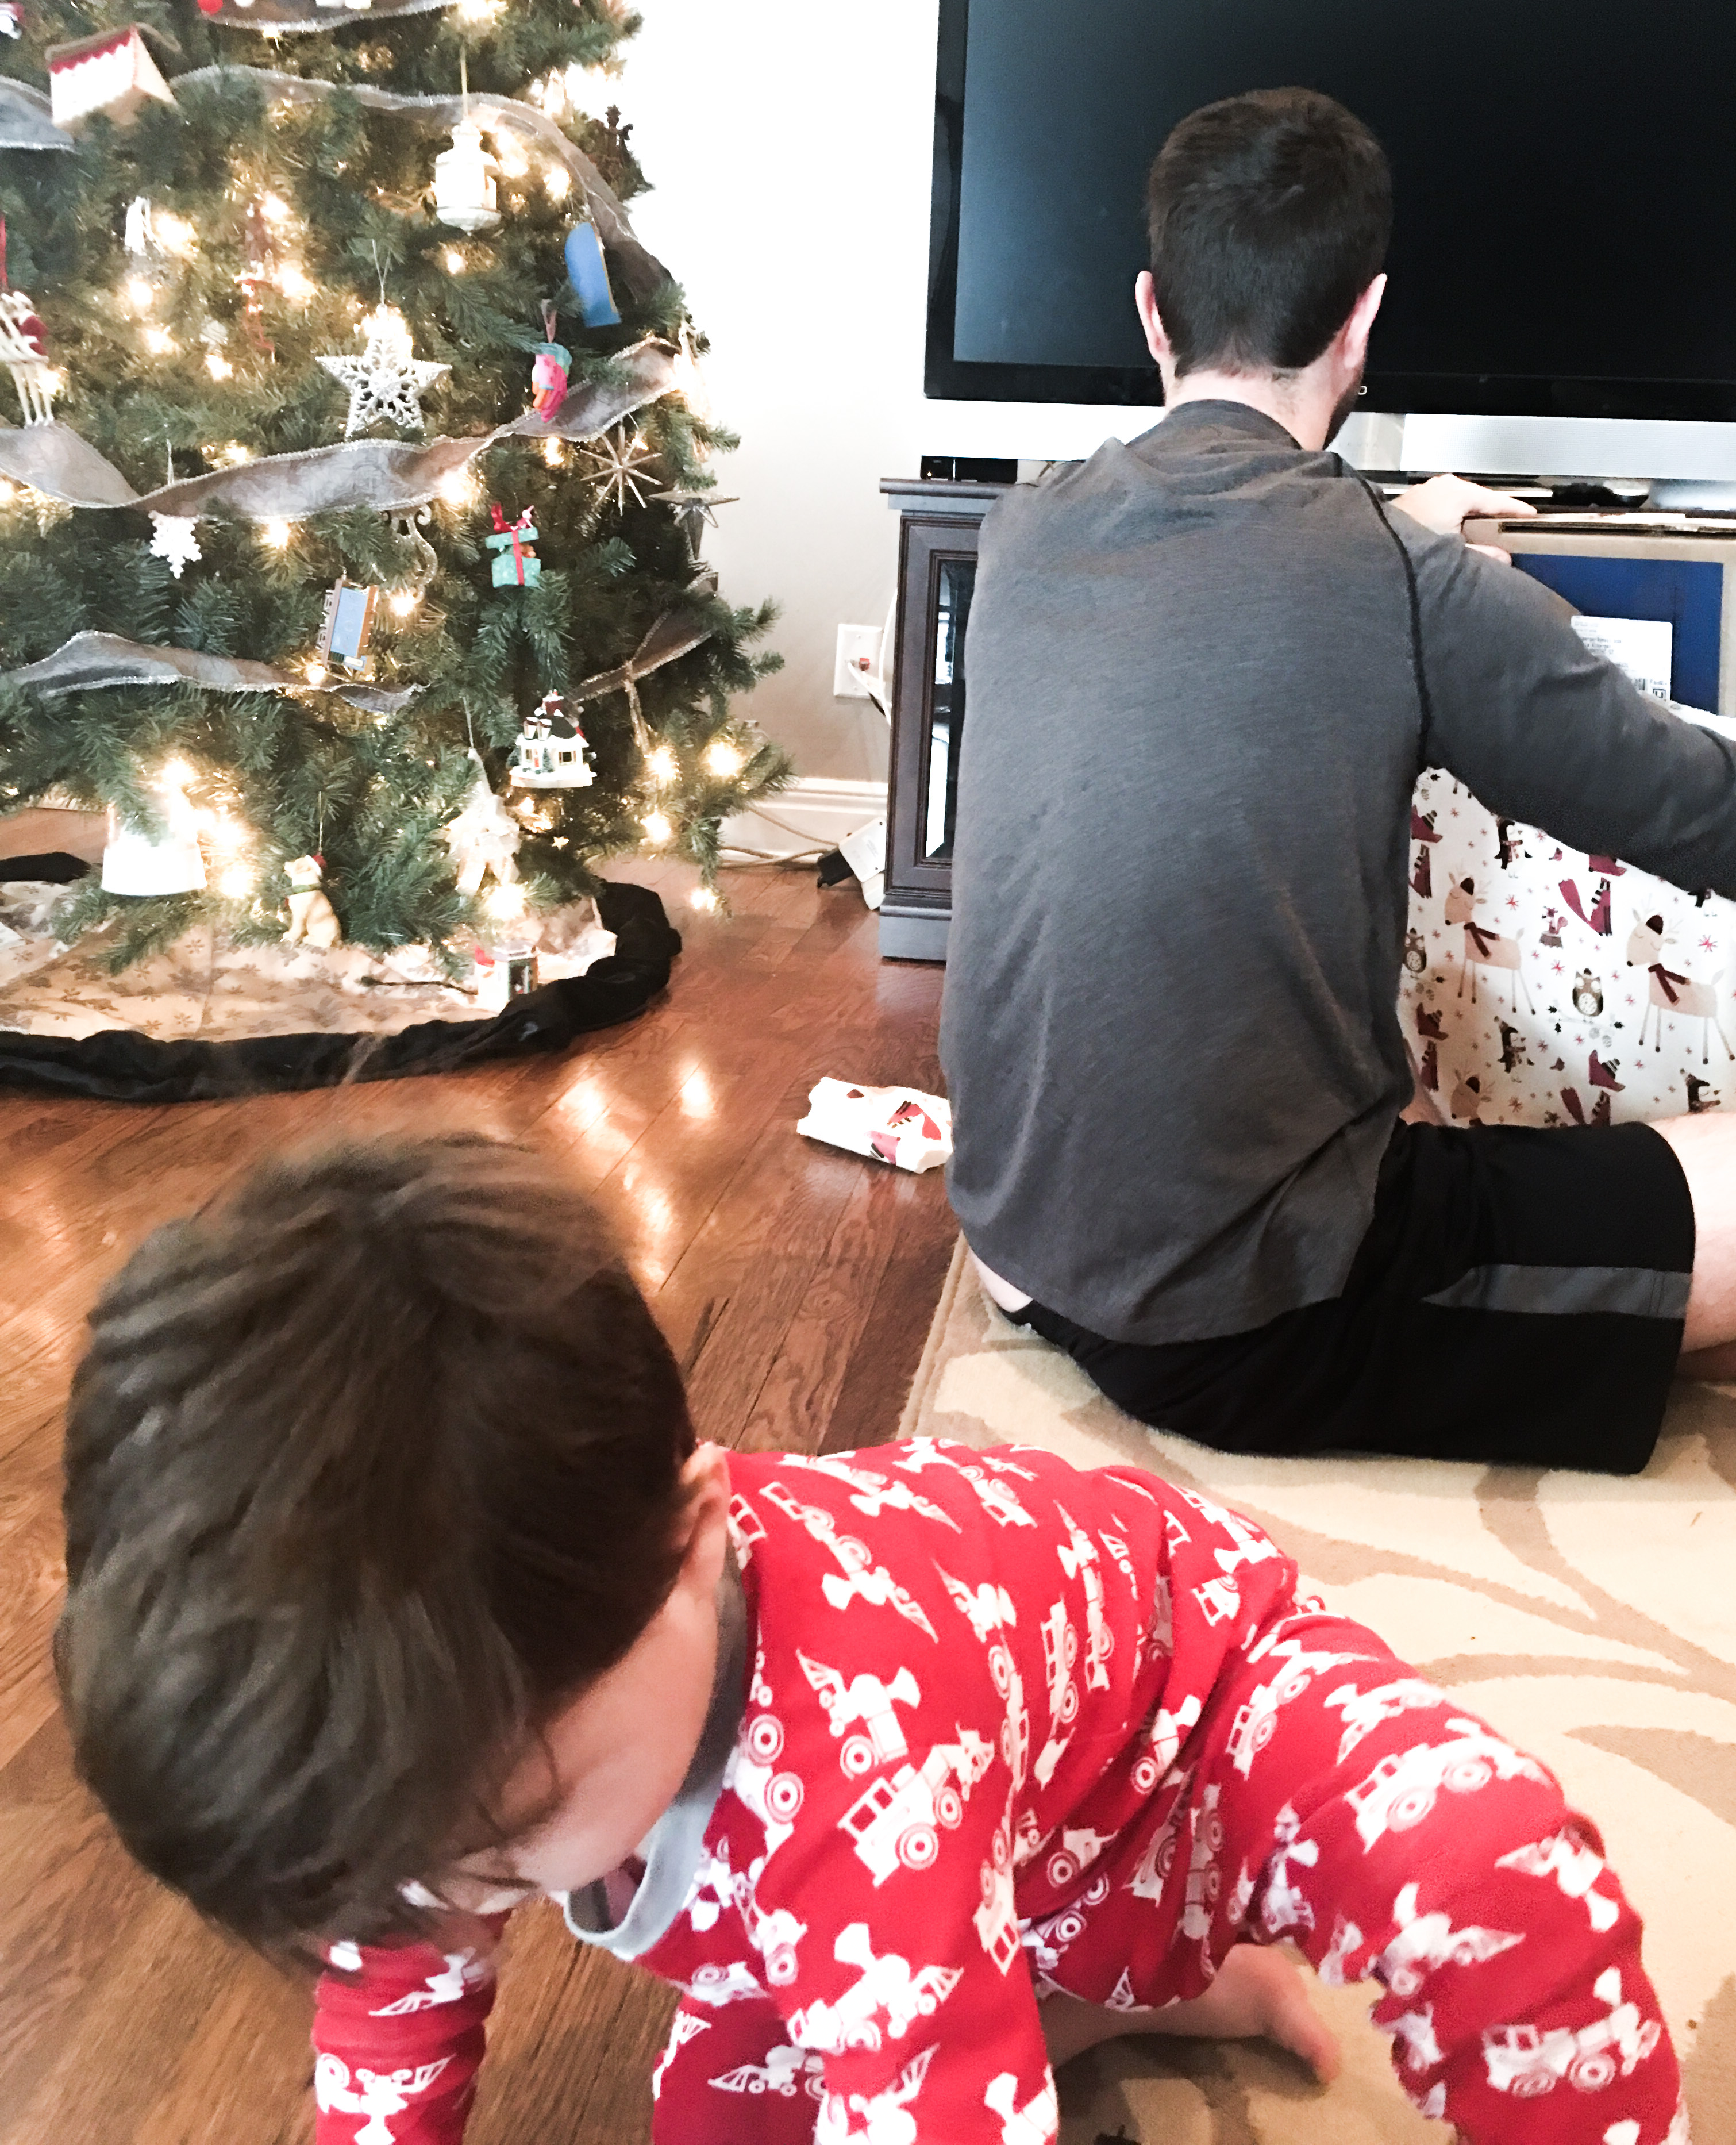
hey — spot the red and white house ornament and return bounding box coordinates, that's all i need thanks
[47,25,175,132]
[509,693,594,789]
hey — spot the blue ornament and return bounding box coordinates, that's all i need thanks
[564,222,621,329]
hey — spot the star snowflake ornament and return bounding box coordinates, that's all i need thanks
[583,425,658,514]
[149,513,202,579]
[317,306,448,439]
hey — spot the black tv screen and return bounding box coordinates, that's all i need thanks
[929,0,1736,419]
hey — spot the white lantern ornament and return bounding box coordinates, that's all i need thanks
[433,118,499,234]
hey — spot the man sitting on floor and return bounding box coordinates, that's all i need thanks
[942,86,1736,1473]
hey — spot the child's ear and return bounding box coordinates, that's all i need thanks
[674,1443,732,1594]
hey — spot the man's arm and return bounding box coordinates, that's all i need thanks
[313,1917,507,2145]
[1404,526,1736,897]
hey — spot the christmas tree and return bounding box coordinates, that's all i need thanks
[0,0,787,972]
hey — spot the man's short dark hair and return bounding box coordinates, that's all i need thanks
[55,1135,697,1959]
[1146,87,1392,378]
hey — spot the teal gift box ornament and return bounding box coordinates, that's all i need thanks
[487,503,541,589]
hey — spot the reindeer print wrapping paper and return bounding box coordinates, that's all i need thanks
[311,1446,1681,2145]
[1402,751,1736,1127]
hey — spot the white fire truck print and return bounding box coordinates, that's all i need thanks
[1225,1635,1368,1779]
[1130,1690,1202,1794]
[975,1821,1022,1972]
[1259,1802,1321,1939]
[1054,1503,1114,1690]
[1379,1881,1525,1999]
[1319,1912,1365,1986]
[816,2044,935,2145]
[313,2056,452,2145]
[1181,1490,1282,1629]
[1496,1830,1622,1933]
[1178,1784,1227,1949]
[727,1492,767,1566]
[799,1652,923,1777]
[760,1481,939,1640]
[788,1921,963,2053]
[937,1565,1018,1643]
[1346,1721,1551,1849]
[1033,1600,1080,1786]
[1481,1967,1661,2099]
[1323,1675,1452,1763]
[687,1959,769,2006]
[652,2008,709,2099]
[710,2042,827,2098]
[725,1707,805,1859]
[780,1451,962,1533]
[838,1732,994,1885]
[1130,1773,1188,1902]
[365,1950,490,2016]
[984,2067,1060,2145]
[1044,1824,1117,1889]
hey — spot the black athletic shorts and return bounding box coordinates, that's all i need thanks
[1013,1120,1695,1475]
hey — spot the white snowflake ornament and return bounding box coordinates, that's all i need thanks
[149,513,202,579]
[317,306,448,439]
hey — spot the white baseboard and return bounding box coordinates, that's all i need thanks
[721,776,887,858]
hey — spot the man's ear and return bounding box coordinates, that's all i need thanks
[1338,272,1388,371]
[1135,270,1172,367]
[673,1443,732,1596]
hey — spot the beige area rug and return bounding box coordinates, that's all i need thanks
[899,1243,1736,2144]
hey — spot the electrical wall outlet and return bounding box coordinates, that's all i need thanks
[833,624,884,699]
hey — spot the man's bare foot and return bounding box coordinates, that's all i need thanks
[1039,1943,1341,2083]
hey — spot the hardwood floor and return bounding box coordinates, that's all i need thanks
[0,862,956,2145]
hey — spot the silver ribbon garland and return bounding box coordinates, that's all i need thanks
[197,0,455,32]
[571,571,719,751]
[0,79,74,152]
[0,339,679,514]
[175,66,671,302]
[2,629,420,715]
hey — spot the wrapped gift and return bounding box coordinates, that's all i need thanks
[1401,710,1736,1127]
[797,1078,952,1173]
[486,504,541,590]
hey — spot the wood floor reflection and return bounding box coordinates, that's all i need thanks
[0,860,954,2145]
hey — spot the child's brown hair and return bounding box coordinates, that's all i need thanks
[55,1134,696,1957]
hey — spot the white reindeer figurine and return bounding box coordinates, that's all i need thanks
[1445,880,1533,1012]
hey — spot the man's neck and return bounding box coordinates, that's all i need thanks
[1161,371,1323,451]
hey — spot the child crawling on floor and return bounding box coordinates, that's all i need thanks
[56,1136,1685,2145]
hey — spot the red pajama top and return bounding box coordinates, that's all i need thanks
[311,1440,1305,2145]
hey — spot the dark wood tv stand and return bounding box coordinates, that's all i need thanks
[877,477,1010,961]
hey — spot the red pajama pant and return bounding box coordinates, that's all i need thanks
[654,1604,1683,2145]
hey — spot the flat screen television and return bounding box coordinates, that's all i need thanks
[927,0,1736,479]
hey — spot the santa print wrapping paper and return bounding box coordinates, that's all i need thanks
[1402,746,1736,1128]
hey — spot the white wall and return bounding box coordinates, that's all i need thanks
[620,1,1148,783]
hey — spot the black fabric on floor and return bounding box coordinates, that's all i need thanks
[0,852,95,883]
[0,881,680,1103]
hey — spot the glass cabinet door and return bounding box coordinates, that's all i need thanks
[924,558,975,860]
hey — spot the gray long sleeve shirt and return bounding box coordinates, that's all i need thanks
[940,402,1736,1346]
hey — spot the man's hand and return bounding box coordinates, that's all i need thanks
[1390,474,1537,564]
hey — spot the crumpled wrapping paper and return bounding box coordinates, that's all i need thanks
[797,1078,953,1173]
